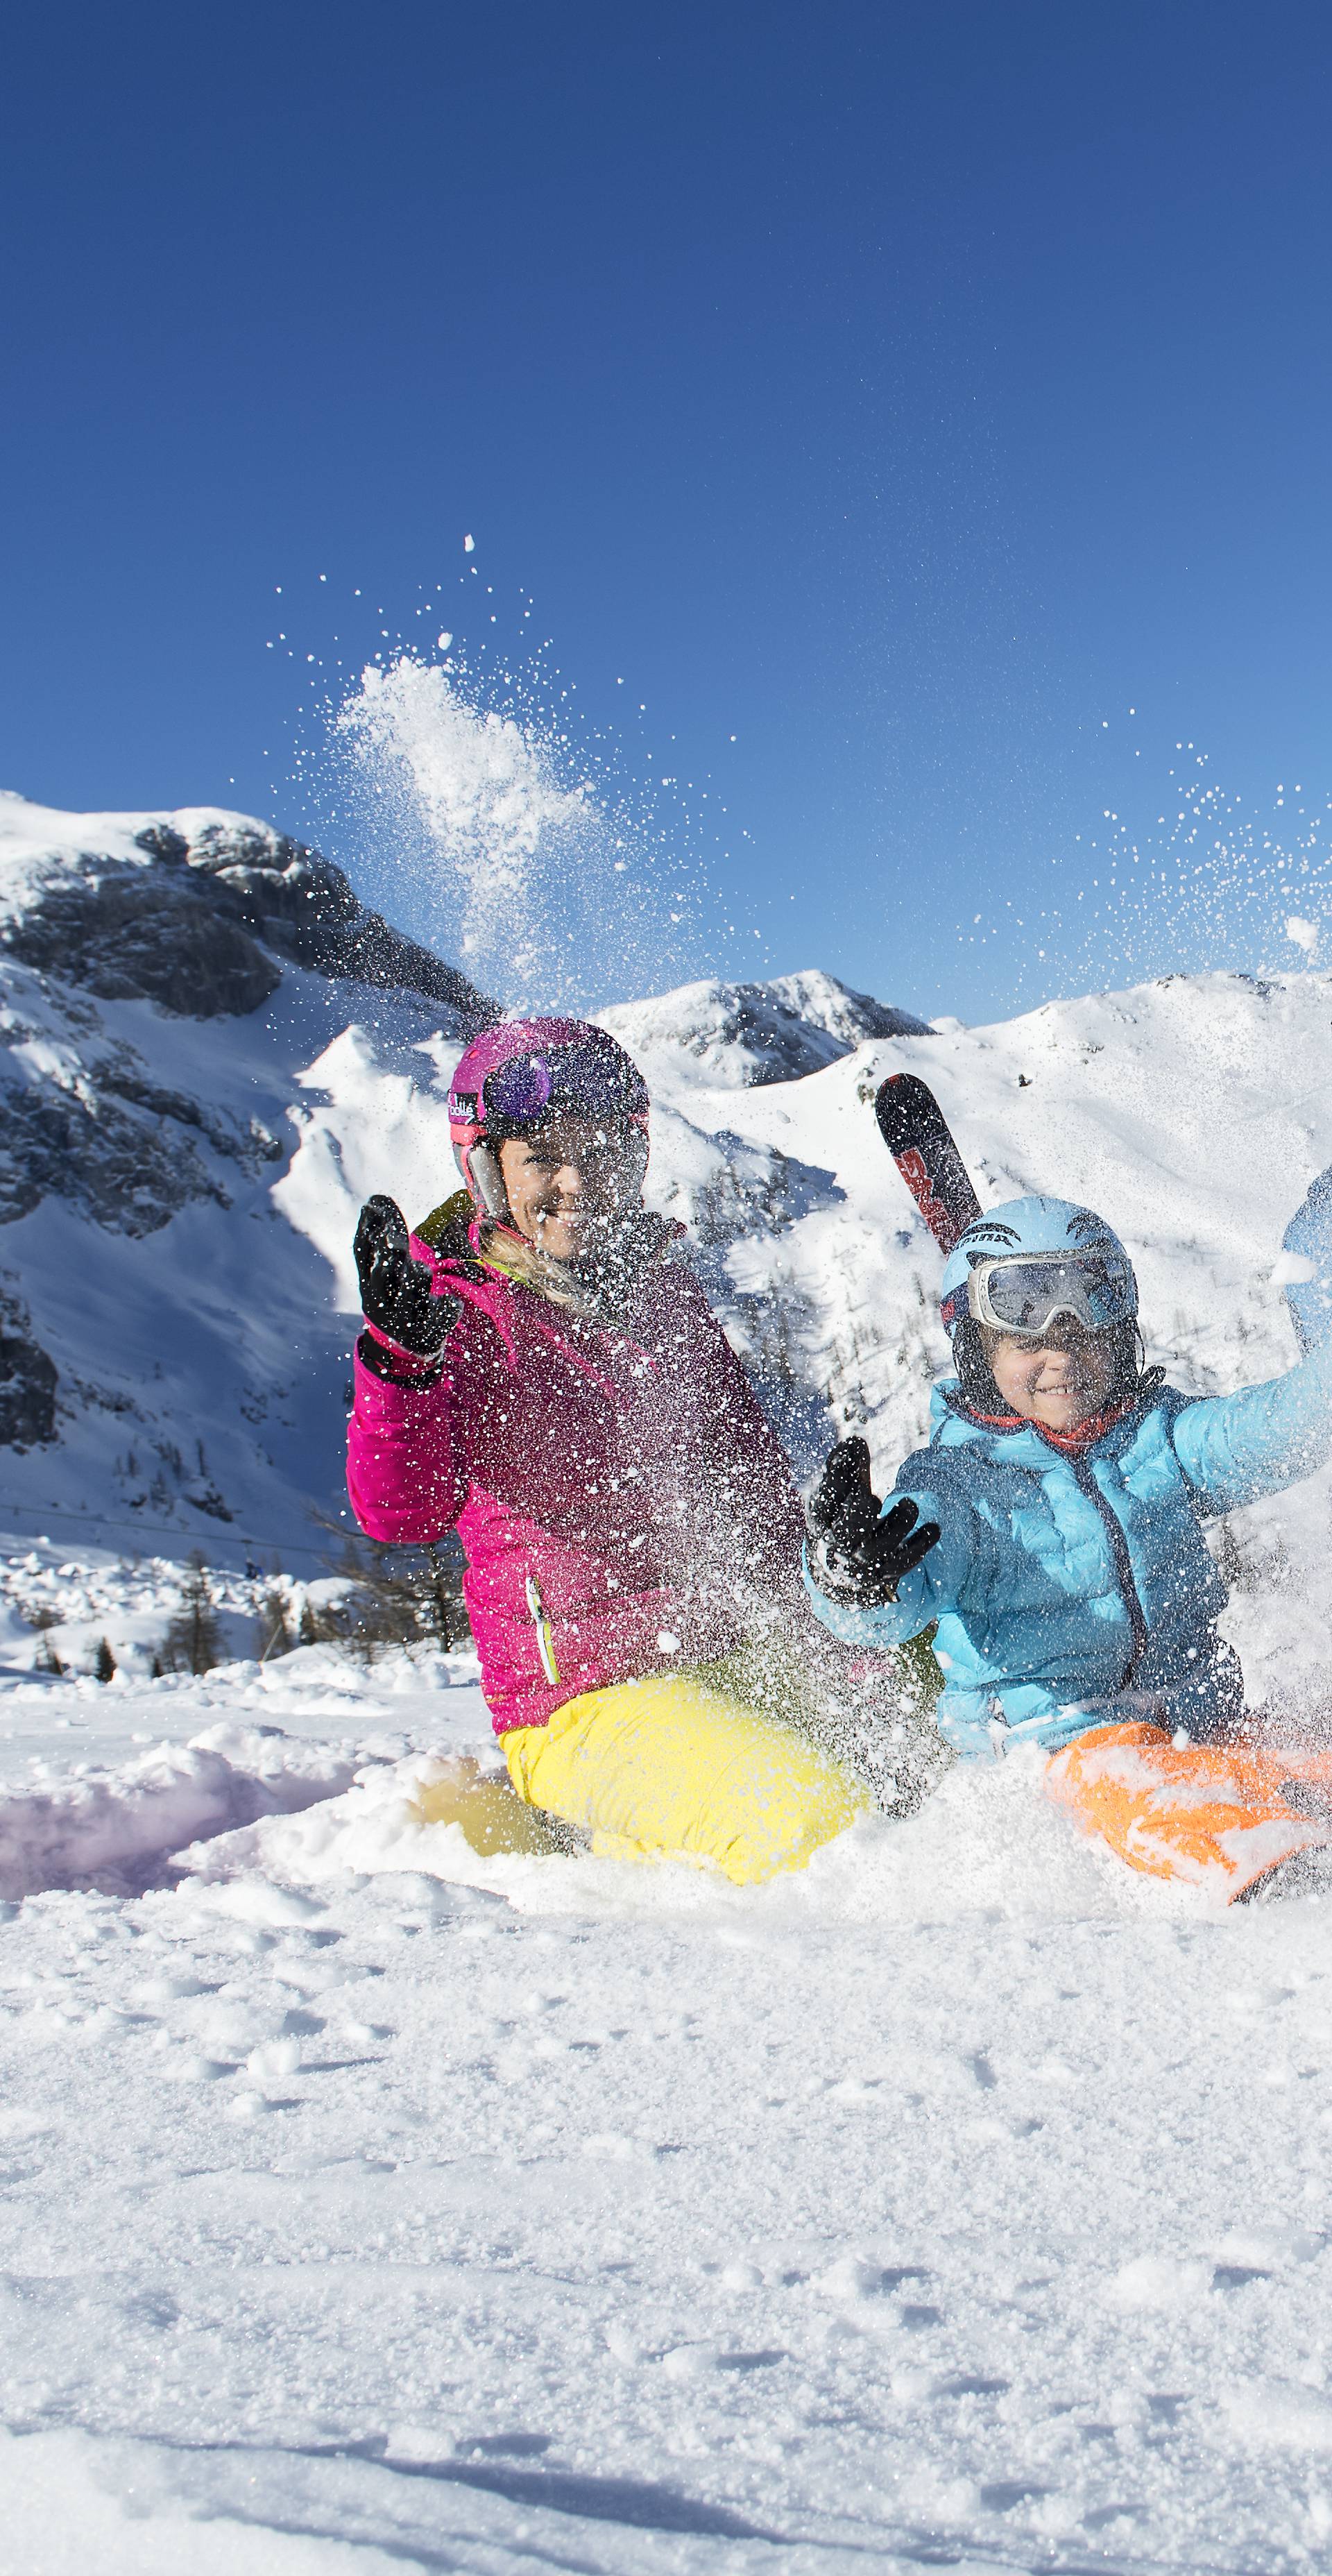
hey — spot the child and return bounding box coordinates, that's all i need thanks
[805,1183,1332,1903]
[348,1017,938,1883]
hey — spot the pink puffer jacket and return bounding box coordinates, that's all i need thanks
[347,1236,811,1734]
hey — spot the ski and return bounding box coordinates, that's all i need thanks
[873,1072,981,1254]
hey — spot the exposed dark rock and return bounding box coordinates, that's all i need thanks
[96,1062,285,1171]
[149,815,497,1021]
[0,1066,232,1233]
[3,867,280,1016]
[0,811,495,1024]
[601,969,934,1088]
[0,1282,57,1446]
[133,823,190,864]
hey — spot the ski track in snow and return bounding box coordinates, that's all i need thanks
[5,1578,1332,2570]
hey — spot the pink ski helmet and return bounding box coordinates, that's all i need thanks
[447,1018,650,1214]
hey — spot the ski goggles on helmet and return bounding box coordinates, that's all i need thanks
[966,1249,1136,1338]
[477,1037,649,1129]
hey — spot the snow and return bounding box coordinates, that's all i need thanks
[0,795,482,1557]
[334,659,595,983]
[0,788,170,919]
[9,798,1332,2560]
[598,969,931,1088]
[5,1541,1332,2568]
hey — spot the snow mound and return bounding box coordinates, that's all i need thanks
[0,2427,405,2575]
[187,1736,1199,1924]
[0,1720,359,1899]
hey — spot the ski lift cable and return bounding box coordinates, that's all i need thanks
[0,1495,339,1562]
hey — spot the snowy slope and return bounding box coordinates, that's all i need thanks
[3,1604,1332,2573]
[0,947,479,1561]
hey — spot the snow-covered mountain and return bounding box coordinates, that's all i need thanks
[0,795,494,1557]
[597,968,932,1087]
[6,788,1332,1712]
[0,795,930,1562]
[0,791,490,1019]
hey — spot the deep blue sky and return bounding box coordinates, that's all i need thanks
[3,1,1330,1021]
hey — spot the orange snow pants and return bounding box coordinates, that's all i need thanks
[1045,1720,1332,1902]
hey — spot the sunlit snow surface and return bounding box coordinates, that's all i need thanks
[5,1540,1332,2572]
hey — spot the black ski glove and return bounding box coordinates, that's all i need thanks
[806,1435,940,1609]
[354,1195,460,1358]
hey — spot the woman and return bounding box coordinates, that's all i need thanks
[348,1016,937,1881]
[805,1184,1332,1902]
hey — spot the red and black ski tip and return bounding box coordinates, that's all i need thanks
[873,1073,982,1254]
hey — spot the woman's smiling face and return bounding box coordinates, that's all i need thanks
[497,1115,644,1263]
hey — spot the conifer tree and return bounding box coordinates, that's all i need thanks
[257,1584,295,1661]
[161,1554,223,1676]
[35,1629,65,1678]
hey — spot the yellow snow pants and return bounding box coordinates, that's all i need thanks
[503,1666,871,1885]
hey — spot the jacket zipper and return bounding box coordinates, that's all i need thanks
[524,1575,561,1687]
[1070,1457,1148,1685]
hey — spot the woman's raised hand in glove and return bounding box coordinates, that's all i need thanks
[354,1195,460,1357]
[806,1435,940,1607]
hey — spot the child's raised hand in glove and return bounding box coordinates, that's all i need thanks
[807,1436,939,1607]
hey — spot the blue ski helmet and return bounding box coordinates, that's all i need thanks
[939,1196,1138,1338]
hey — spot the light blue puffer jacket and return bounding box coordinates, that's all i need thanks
[808,1173,1332,1759]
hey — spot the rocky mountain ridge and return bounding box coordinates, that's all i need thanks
[598,966,932,1087]
[0,793,496,1022]
[0,794,932,1554]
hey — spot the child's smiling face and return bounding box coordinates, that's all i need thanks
[982,1317,1120,1432]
